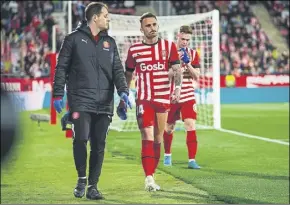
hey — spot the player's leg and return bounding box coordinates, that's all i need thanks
[70,111,91,198]
[181,102,200,169]
[86,114,112,200]
[163,103,181,166]
[163,122,175,166]
[136,101,158,191]
[153,111,168,171]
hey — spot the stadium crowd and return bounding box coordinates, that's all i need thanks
[171,0,289,76]
[263,0,289,46]
[1,0,289,79]
[1,1,59,78]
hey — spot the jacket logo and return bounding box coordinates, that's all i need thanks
[103,41,110,48]
[82,39,88,44]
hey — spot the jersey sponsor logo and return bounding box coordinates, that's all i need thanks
[140,62,166,71]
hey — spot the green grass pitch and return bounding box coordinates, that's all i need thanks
[1,103,289,204]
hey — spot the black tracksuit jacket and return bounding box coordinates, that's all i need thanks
[53,20,129,115]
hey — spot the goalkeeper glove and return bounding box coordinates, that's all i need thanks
[179,47,190,64]
[53,97,64,113]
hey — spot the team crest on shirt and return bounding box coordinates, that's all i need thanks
[72,112,80,119]
[103,41,110,49]
[161,50,167,60]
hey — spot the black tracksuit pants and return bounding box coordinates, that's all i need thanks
[70,112,111,186]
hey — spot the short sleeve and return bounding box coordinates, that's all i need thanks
[125,48,135,72]
[169,42,180,65]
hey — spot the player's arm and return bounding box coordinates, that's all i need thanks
[186,51,200,81]
[53,35,73,98]
[125,48,136,90]
[112,40,129,96]
[171,63,183,89]
[169,43,182,103]
[186,64,200,81]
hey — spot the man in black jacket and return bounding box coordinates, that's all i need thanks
[52,2,130,200]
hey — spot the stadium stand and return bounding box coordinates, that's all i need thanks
[1,1,288,78]
[262,0,289,46]
[171,0,289,76]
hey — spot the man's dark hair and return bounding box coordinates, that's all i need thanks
[179,25,192,34]
[139,12,157,24]
[85,2,108,22]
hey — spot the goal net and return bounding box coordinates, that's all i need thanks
[109,10,221,132]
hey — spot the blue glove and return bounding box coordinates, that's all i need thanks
[180,47,190,64]
[117,92,132,120]
[53,98,64,113]
[117,100,127,120]
[61,112,72,131]
[119,92,132,109]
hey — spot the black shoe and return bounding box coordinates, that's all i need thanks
[86,185,104,200]
[73,178,87,198]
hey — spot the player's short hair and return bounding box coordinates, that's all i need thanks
[85,2,108,22]
[139,12,157,24]
[179,25,192,34]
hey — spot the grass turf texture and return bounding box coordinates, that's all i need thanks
[1,103,289,204]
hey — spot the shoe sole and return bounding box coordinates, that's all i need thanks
[163,163,172,166]
[74,193,85,198]
[188,166,201,169]
[74,192,85,198]
[86,195,104,200]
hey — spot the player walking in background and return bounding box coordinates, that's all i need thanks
[119,12,182,191]
[52,2,130,200]
[163,25,201,169]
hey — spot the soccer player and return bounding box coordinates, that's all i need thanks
[163,25,201,169]
[120,12,182,191]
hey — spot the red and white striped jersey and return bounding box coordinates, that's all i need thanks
[178,47,200,103]
[126,38,179,104]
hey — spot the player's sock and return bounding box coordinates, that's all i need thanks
[186,130,197,159]
[141,140,155,176]
[153,142,161,172]
[163,131,173,154]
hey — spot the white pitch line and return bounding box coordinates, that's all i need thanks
[218,128,289,146]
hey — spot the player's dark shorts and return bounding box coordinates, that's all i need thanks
[136,100,171,129]
[70,111,112,141]
[167,100,197,124]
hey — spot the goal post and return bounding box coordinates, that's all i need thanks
[109,10,221,131]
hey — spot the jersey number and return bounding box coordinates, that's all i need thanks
[137,104,144,115]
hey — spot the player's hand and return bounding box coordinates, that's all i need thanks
[53,97,64,113]
[171,87,181,104]
[117,100,127,120]
[179,48,190,64]
[119,92,132,109]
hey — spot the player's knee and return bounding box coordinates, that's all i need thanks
[184,119,195,131]
[165,123,175,134]
[141,126,154,141]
